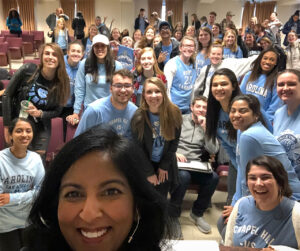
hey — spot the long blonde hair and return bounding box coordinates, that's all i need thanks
[222,29,238,53]
[131,77,182,141]
[54,18,67,38]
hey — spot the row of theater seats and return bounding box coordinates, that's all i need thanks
[0,30,44,69]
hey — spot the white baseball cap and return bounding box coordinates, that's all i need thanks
[92,34,109,46]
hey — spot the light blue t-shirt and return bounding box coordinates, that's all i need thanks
[0,148,45,233]
[64,55,80,107]
[149,112,165,162]
[195,52,211,76]
[162,43,172,65]
[73,58,123,114]
[169,56,197,112]
[233,196,297,249]
[57,30,67,50]
[240,71,282,123]
[84,38,92,59]
[274,104,300,179]
[234,122,300,205]
[74,95,137,138]
[223,47,243,59]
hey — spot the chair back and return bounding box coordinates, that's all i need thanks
[6,37,23,47]
[23,59,40,65]
[22,34,34,43]
[0,42,8,53]
[1,30,10,36]
[47,117,64,156]
[0,117,4,151]
[0,37,5,43]
[65,123,77,143]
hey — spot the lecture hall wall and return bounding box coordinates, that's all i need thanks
[0,0,299,41]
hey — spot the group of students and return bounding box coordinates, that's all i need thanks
[1,7,300,251]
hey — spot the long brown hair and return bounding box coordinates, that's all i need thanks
[138,26,155,49]
[131,77,182,141]
[136,47,163,75]
[28,43,70,106]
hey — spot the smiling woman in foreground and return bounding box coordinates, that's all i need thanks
[225,155,300,250]
[24,126,172,251]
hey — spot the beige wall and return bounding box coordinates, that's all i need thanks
[1,0,299,38]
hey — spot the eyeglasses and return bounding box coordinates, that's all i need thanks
[160,26,170,31]
[182,44,195,49]
[112,83,133,89]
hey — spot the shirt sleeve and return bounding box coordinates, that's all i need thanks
[164,59,177,101]
[8,156,45,206]
[73,60,86,114]
[264,84,282,124]
[74,105,101,137]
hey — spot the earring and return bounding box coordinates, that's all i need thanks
[128,208,141,243]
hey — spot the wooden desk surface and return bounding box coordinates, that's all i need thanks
[220,246,261,251]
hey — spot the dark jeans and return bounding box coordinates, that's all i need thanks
[169,170,219,217]
[227,162,237,205]
[0,229,24,251]
[59,106,74,141]
[10,30,22,37]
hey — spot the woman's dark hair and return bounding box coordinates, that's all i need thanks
[87,44,115,84]
[246,155,292,198]
[8,118,35,147]
[8,8,20,20]
[27,126,171,251]
[248,47,279,90]
[229,94,267,130]
[206,68,241,142]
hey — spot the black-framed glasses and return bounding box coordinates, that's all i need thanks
[112,83,133,89]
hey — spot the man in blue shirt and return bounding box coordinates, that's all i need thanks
[74,69,137,138]
[154,21,180,71]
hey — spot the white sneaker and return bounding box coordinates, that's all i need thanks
[190,212,211,234]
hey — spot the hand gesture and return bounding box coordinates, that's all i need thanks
[0,194,10,206]
[27,103,42,118]
[66,113,80,126]
[222,205,233,224]
[157,51,167,63]
[158,168,168,183]
[147,174,159,186]
[176,153,187,162]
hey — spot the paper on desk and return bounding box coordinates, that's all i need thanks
[162,240,220,251]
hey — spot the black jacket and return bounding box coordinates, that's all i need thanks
[131,110,181,192]
[154,39,180,71]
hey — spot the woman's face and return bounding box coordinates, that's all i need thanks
[143,83,163,113]
[229,100,257,131]
[225,33,235,46]
[58,21,65,30]
[121,37,133,48]
[277,72,300,105]
[42,46,59,70]
[288,32,297,44]
[186,26,195,36]
[93,43,108,62]
[140,51,155,71]
[247,164,280,211]
[174,30,183,41]
[199,30,210,46]
[260,51,277,73]
[211,75,234,104]
[10,120,33,148]
[212,25,219,36]
[133,30,142,42]
[58,151,134,251]
[260,40,271,50]
[145,28,155,41]
[112,29,120,40]
[209,47,223,65]
[153,36,161,47]
[89,27,99,38]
